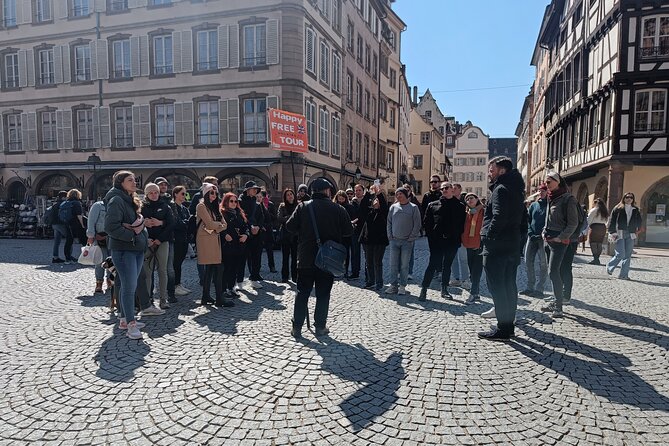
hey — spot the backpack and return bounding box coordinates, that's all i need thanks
[43,203,60,226]
[576,202,589,241]
[58,200,74,223]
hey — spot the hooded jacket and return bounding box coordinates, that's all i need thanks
[103,187,148,252]
[424,196,466,247]
[527,198,548,238]
[141,197,175,243]
[480,168,525,254]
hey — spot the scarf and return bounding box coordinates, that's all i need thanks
[547,186,568,202]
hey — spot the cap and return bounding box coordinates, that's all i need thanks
[310,177,333,193]
[154,177,168,185]
[243,181,262,192]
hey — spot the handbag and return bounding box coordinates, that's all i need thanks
[306,201,347,278]
[78,244,103,266]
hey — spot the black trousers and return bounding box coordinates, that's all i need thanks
[483,249,520,334]
[364,244,386,287]
[202,264,223,301]
[173,238,188,285]
[235,246,248,283]
[63,225,75,260]
[245,236,263,281]
[264,238,276,270]
[421,239,459,291]
[466,247,484,296]
[281,241,298,282]
[293,268,335,330]
[222,251,239,290]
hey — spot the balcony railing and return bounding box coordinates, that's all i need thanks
[3,79,19,89]
[242,56,267,67]
[109,0,128,11]
[639,45,669,59]
[154,65,173,75]
[114,137,133,148]
[196,61,218,71]
[112,69,131,79]
[154,136,175,146]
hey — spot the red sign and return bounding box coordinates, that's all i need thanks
[268,108,308,153]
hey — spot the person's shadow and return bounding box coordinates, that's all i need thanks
[94,332,150,382]
[572,300,669,334]
[304,336,404,432]
[513,325,669,411]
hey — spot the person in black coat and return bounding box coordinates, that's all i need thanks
[420,175,443,224]
[171,186,192,297]
[478,156,526,341]
[334,190,356,279]
[359,184,389,291]
[277,188,299,283]
[260,190,278,273]
[240,181,266,288]
[220,192,250,303]
[419,182,466,301]
[286,178,353,338]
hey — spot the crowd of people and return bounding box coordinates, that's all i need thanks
[48,156,643,341]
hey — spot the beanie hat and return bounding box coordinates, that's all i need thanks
[395,187,409,198]
[297,183,308,192]
[201,182,218,196]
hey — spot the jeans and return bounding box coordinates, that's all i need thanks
[466,248,484,296]
[450,245,469,281]
[166,242,175,298]
[246,235,263,281]
[561,242,578,300]
[293,267,335,330]
[547,242,568,310]
[143,242,169,301]
[409,248,415,275]
[421,239,459,292]
[173,238,188,285]
[525,237,548,293]
[350,231,361,276]
[483,249,519,334]
[62,225,75,260]
[608,233,634,279]
[281,241,298,282]
[94,245,109,281]
[389,239,414,287]
[111,249,144,323]
[52,224,69,258]
[135,265,154,312]
[364,244,386,287]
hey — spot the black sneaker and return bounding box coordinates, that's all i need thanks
[519,289,534,296]
[291,327,302,339]
[167,296,178,304]
[478,328,513,341]
[52,257,65,264]
[315,327,330,337]
[541,302,556,313]
[418,289,427,302]
[441,290,453,300]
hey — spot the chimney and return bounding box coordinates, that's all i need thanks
[412,86,418,106]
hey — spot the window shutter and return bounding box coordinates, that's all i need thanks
[130,36,140,77]
[266,19,279,65]
[228,99,239,143]
[90,41,98,80]
[92,107,101,148]
[132,105,141,147]
[62,45,71,83]
[21,114,30,150]
[0,117,4,151]
[136,0,147,6]
[55,0,68,18]
[26,49,35,86]
[182,101,193,145]
[99,106,110,147]
[174,102,183,145]
[57,111,65,148]
[305,27,315,73]
[96,40,108,79]
[58,110,73,149]
[181,30,192,72]
[229,25,239,68]
[218,25,229,68]
[133,104,151,146]
[218,99,228,144]
[172,31,182,73]
[21,0,32,25]
[18,50,28,88]
[140,36,149,76]
[54,46,63,83]
[266,96,279,141]
[94,0,105,12]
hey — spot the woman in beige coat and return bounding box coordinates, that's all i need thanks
[196,183,227,306]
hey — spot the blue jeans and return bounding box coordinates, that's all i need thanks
[94,245,109,281]
[389,239,414,287]
[52,224,68,258]
[167,242,175,298]
[112,249,144,323]
[525,237,548,292]
[608,234,634,278]
[450,245,469,281]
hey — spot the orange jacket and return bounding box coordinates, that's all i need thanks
[461,207,484,249]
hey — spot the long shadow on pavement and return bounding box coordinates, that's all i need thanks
[513,325,669,411]
[568,313,669,351]
[572,300,669,334]
[94,333,150,383]
[301,336,404,432]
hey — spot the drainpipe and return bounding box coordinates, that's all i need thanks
[96,12,102,107]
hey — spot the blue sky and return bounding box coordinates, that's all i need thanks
[394,0,549,138]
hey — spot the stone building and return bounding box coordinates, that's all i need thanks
[414,88,455,179]
[407,108,443,196]
[453,123,488,198]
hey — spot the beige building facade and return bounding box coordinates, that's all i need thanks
[453,124,488,198]
[407,108,443,196]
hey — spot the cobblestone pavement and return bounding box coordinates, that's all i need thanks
[1,238,668,445]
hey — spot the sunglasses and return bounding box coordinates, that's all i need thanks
[209,190,218,195]
[624,196,634,199]
[430,180,440,184]
[441,187,451,191]
[466,197,477,200]
[229,199,237,203]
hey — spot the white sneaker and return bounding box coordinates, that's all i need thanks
[118,319,146,330]
[461,280,471,290]
[126,321,143,339]
[174,285,190,296]
[251,281,263,289]
[481,307,496,319]
[139,305,165,316]
[398,286,407,295]
[234,283,243,292]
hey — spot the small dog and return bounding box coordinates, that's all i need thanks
[101,256,117,312]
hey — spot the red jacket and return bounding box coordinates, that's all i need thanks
[461,207,484,249]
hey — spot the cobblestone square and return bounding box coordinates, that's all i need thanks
[0,238,668,445]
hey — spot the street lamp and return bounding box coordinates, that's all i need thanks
[355,167,362,181]
[87,153,102,201]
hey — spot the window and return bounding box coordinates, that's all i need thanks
[72,0,89,16]
[242,98,267,144]
[319,0,330,20]
[76,109,94,149]
[4,53,19,88]
[641,16,669,58]
[634,89,666,133]
[355,131,361,161]
[74,44,91,82]
[6,113,21,151]
[364,89,370,119]
[425,110,432,118]
[477,157,486,165]
[331,114,340,156]
[356,34,363,64]
[332,52,341,92]
[243,23,266,67]
[573,54,581,93]
[196,30,218,71]
[389,108,395,128]
[3,0,16,26]
[468,131,478,139]
[565,63,572,98]
[389,68,396,89]
[363,135,369,166]
[112,39,131,79]
[305,27,316,74]
[332,0,341,31]
[356,80,362,114]
[346,125,353,159]
[346,19,354,52]
[572,2,582,29]
[151,0,170,5]
[196,100,218,144]
[154,103,175,146]
[371,140,376,168]
[371,97,376,123]
[109,0,128,12]
[475,172,484,182]
[306,100,316,149]
[153,35,173,75]
[413,154,423,169]
[372,52,377,79]
[587,105,598,144]
[345,71,353,107]
[319,39,329,84]
[38,49,54,85]
[114,106,133,148]
[379,98,387,120]
[420,131,430,145]
[387,150,394,172]
[438,126,444,135]
[319,108,329,153]
[364,43,370,72]
[600,95,612,139]
[40,111,57,150]
[35,0,52,22]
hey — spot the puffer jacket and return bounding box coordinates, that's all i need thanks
[103,187,148,252]
[480,168,526,254]
[86,201,107,238]
[544,193,580,242]
[141,197,175,243]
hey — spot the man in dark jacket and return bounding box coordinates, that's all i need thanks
[261,190,278,273]
[286,178,353,338]
[478,156,526,341]
[348,183,367,279]
[155,176,178,303]
[419,182,466,301]
[240,181,266,288]
[521,184,548,298]
[420,175,443,220]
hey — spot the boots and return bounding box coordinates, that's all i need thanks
[95,280,103,293]
[418,288,427,302]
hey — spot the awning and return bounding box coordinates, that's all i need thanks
[21,160,279,171]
